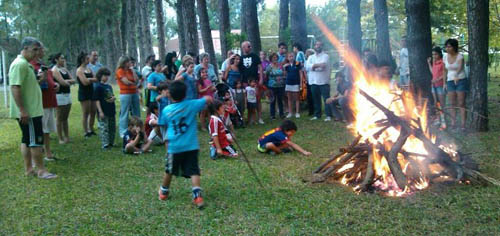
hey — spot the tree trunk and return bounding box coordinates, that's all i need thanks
[347,0,362,56]
[467,0,489,131]
[244,0,262,53]
[106,17,119,73]
[176,0,187,57]
[126,0,138,59]
[140,0,154,59]
[405,0,432,100]
[183,0,199,57]
[197,0,218,73]
[135,0,146,64]
[120,0,127,54]
[374,0,392,64]
[154,0,166,60]
[279,0,289,44]
[218,0,231,60]
[240,0,247,36]
[290,0,307,49]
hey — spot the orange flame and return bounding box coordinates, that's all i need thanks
[311,15,456,197]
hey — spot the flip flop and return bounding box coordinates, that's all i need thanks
[44,156,59,161]
[38,172,58,179]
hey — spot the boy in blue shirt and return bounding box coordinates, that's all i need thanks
[257,120,311,156]
[93,67,116,149]
[158,80,213,208]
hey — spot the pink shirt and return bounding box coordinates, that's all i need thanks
[198,78,214,98]
[432,59,444,87]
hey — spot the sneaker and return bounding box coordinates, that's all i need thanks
[84,132,92,138]
[310,117,318,121]
[271,116,276,120]
[209,146,217,160]
[258,119,265,124]
[295,113,300,118]
[90,131,97,136]
[193,196,204,209]
[286,113,292,118]
[158,187,169,201]
[324,116,332,122]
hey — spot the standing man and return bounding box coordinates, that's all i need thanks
[399,37,410,89]
[277,42,288,64]
[305,40,332,122]
[239,41,265,124]
[9,37,57,179]
[88,51,103,75]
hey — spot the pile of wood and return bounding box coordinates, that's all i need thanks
[312,90,499,193]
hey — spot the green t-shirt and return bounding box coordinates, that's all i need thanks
[9,55,43,118]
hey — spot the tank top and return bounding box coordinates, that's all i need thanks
[57,68,72,94]
[78,70,94,99]
[443,53,466,81]
[227,69,241,88]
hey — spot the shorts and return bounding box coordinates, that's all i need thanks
[285,85,300,92]
[165,150,200,178]
[148,129,164,145]
[446,79,468,92]
[247,102,257,109]
[18,116,44,147]
[56,93,72,106]
[42,108,57,133]
[432,86,444,95]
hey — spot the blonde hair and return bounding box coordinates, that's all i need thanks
[117,56,130,69]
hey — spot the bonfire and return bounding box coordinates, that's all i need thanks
[310,16,499,197]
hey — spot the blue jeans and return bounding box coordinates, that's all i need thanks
[119,93,140,136]
[270,87,285,118]
[329,96,352,122]
[399,74,410,88]
[310,84,332,118]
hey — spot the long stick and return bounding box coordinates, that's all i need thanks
[2,50,7,108]
[226,127,264,188]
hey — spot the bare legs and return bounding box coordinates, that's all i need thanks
[89,101,97,133]
[447,91,466,129]
[21,144,51,176]
[43,133,54,158]
[161,173,200,190]
[56,104,71,144]
[287,91,300,116]
[80,100,91,135]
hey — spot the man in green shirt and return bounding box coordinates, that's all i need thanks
[9,37,57,179]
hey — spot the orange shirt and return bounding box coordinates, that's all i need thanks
[116,68,137,94]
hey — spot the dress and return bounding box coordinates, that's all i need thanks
[78,70,94,101]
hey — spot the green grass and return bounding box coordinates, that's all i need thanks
[0,81,499,235]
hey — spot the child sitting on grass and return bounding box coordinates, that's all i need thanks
[208,100,238,159]
[145,102,164,146]
[93,67,116,149]
[123,116,153,154]
[257,120,311,156]
[157,80,213,209]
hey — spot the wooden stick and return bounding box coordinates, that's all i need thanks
[314,135,362,173]
[321,152,360,178]
[359,153,374,191]
[384,130,409,190]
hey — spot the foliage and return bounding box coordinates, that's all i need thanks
[0,81,499,234]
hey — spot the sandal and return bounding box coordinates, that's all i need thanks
[44,156,59,161]
[38,172,58,179]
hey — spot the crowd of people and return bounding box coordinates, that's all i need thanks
[8,35,468,207]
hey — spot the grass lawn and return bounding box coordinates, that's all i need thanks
[0,79,499,235]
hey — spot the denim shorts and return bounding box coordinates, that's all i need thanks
[432,86,444,95]
[446,79,468,92]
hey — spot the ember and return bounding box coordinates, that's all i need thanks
[310,16,499,197]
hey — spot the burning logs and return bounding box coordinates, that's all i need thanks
[313,90,499,196]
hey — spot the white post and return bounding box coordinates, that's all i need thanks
[2,50,7,108]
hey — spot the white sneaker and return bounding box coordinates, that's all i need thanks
[324,116,332,122]
[258,119,265,124]
[310,117,318,121]
[295,113,300,118]
[286,113,292,118]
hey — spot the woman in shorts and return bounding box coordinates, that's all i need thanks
[51,53,76,144]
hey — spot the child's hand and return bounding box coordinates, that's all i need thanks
[99,112,105,119]
[217,148,224,155]
[303,151,312,156]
